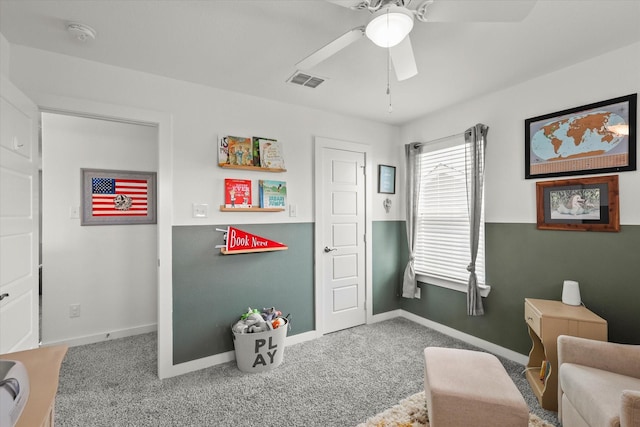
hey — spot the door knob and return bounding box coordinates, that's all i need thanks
[0,293,9,301]
[324,246,337,253]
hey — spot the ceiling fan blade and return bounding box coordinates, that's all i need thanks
[325,0,364,8]
[420,0,537,22]
[296,27,365,71]
[390,35,418,81]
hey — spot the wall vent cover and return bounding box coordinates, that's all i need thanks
[287,71,326,88]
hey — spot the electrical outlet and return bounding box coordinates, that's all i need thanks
[289,204,297,217]
[69,304,81,318]
[415,287,421,299]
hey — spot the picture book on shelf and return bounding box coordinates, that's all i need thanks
[224,178,252,208]
[252,137,262,167]
[259,180,287,208]
[258,138,285,169]
[539,360,551,383]
[226,136,253,166]
[218,136,229,165]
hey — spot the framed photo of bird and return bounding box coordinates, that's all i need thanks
[536,175,619,232]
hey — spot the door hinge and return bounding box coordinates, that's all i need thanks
[360,165,366,175]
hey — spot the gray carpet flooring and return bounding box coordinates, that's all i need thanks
[55,317,560,426]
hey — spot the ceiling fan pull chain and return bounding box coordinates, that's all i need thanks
[387,46,393,113]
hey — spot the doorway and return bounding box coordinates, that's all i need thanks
[40,113,158,347]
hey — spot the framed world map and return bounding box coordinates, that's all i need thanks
[525,94,637,179]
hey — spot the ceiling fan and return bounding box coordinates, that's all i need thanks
[295,0,537,82]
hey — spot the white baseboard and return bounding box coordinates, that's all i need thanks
[174,313,527,373]
[43,323,158,348]
[370,309,402,323]
[50,312,527,376]
[170,350,237,377]
[162,329,320,378]
[398,310,529,365]
[284,330,320,346]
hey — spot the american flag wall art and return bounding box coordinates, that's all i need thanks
[91,178,148,216]
[81,169,157,226]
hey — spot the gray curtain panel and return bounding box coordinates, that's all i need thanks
[464,123,488,316]
[402,142,423,298]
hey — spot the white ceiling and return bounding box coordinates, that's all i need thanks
[1,0,639,125]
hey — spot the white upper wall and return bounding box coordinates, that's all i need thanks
[401,42,640,225]
[7,44,403,224]
[7,37,637,227]
[0,33,9,77]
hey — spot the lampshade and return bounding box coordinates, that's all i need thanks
[562,280,581,306]
[365,6,414,48]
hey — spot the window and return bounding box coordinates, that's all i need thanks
[414,137,486,290]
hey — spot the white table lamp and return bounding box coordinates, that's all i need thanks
[562,280,581,306]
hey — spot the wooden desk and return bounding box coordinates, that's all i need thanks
[0,345,68,427]
[524,298,607,411]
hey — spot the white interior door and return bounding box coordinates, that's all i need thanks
[0,75,40,353]
[315,138,367,334]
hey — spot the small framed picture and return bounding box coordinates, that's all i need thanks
[378,165,396,194]
[535,175,619,232]
[81,168,157,226]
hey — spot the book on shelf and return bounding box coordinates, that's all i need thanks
[539,360,551,383]
[545,360,551,382]
[258,138,285,169]
[218,136,229,166]
[259,180,287,209]
[224,178,252,208]
[252,137,262,167]
[226,136,253,166]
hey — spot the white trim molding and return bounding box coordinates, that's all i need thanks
[44,323,157,348]
[371,310,527,365]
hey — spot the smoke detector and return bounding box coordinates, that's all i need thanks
[66,22,97,42]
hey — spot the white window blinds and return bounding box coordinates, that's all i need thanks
[414,138,485,286]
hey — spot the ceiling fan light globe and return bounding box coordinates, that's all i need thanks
[366,7,414,48]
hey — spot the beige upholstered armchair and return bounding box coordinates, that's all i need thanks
[557,335,640,427]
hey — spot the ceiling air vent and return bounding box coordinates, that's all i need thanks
[287,71,326,88]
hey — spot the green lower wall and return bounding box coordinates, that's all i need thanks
[173,221,404,364]
[402,223,640,354]
[173,221,639,365]
[172,223,314,364]
[372,221,405,314]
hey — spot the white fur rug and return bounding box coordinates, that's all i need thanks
[356,391,555,427]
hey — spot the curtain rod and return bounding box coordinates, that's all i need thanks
[409,130,468,148]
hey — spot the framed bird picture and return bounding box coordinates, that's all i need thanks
[535,175,619,232]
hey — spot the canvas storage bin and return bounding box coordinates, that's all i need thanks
[232,320,288,373]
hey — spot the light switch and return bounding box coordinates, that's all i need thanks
[289,204,297,217]
[69,206,80,219]
[192,203,209,218]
